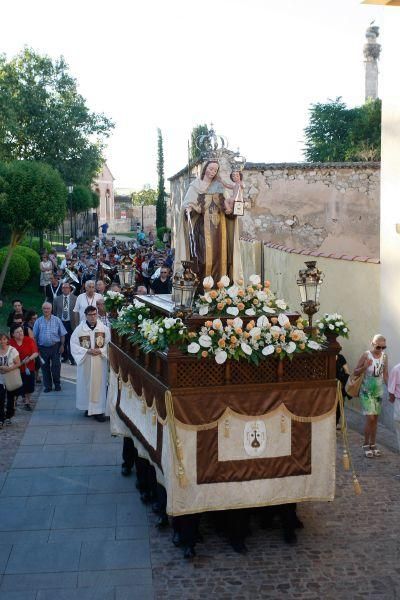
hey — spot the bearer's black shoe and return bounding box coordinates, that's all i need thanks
[121,465,132,477]
[183,545,196,559]
[156,514,169,529]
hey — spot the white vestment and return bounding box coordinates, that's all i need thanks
[70,320,110,415]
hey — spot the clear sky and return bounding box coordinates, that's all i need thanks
[2,0,383,190]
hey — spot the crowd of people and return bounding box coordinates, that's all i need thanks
[0,229,174,428]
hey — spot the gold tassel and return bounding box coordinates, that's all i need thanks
[224,418,230,438]
[353,476,362,496]
[342,450,350,471]
[152,410,157,426]
[177,465,188,488]
[176,438,184,461]
[118,377,122,390]
[141,399,146,414]
[280,415,287,433]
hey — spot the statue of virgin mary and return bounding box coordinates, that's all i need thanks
[174,160,243,285]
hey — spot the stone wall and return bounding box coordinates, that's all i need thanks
[169,159,380,258]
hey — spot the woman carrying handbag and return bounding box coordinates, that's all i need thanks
[351,334,388,458]
[0,332,22,427]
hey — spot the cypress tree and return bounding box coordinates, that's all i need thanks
[156,128,166,230]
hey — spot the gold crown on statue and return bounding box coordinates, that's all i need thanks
[195,123,228,161]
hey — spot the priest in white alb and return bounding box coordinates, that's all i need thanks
[70,305,110,422]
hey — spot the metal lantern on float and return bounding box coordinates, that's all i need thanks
[117,252,136,290]
[172,261,199,315]
[296,261,324,327]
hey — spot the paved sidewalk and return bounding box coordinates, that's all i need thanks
[0,381,153,600]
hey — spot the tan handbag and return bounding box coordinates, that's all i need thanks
[3,349,23,392]
[345,372,364,398]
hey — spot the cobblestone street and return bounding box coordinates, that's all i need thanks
[0,380,399,600]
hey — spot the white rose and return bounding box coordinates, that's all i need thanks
[215,350,227,364]
[278,314,290,327]
[318,323,324,329]
[262,306,276,314]
[271,326,281,333]
[199,305,209,316]
[249,274,261,285]
[212,319,223,330]
[285,341,296,354]
[257,316,269,328]
[158,328,164,333]
[335,322,342,327]
[232,317,243,329]
[256,291,268,302]
[227,306,239,316]
[203,276,214,289]
[241,342,252,356]
[343,327,348,333]
[262,345,275,356]
[187,342,200,354]
[204,293,213,304]
[199,335,213,348]
[245,308,256,316]
[308,340,321,350]
[163,317,176,330]
[138,315,143,321]
[275,299,287,310]
[219,275,230,287]
[328,324,334,330]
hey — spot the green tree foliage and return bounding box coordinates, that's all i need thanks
[0,251,30,292]
[156,128,166,230]
[190,124,210,162]
[0,48,114,185]
[0,160,66,293]
[0,245,40,276]
[131,187,157,206]
[70,185,92,214]
[91,190,100,209]
[21,236,52,254]
[304,98,381,162]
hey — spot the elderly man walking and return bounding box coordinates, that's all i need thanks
[53,282,78,365]
[74,280,103,322]
[33,302,66,393]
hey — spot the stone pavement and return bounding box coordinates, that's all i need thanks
[0,381,153,600]
[1,378,400,600]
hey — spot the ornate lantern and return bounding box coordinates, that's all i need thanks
[172,261,199,315]
[117,252,136,290]
[296,261,324,327]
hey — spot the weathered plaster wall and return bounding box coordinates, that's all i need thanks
[170,160,380,258]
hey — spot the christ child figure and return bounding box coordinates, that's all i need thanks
[220,170,244,215]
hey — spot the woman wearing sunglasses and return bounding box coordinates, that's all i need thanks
[354,334,388,458]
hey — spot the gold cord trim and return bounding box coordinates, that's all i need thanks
[338,381,362,495]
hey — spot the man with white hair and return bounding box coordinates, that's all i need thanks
[33,302,66,393]
[73,280,103,322]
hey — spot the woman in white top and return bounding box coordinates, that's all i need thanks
[353,334,388,458]
[39,253,54,293]
[0,332,21,426]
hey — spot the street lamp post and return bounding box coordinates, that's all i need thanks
[67,185,74,239]
[141,200,144,232]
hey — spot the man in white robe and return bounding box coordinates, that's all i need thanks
[70,305,110,422]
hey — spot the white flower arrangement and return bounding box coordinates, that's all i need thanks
[315,313,350,339]
[195,274,289,317]
[185,315,321,364]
